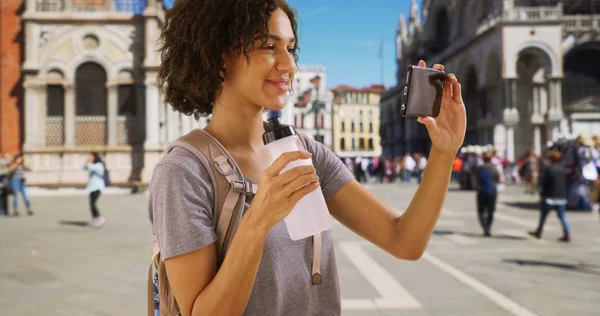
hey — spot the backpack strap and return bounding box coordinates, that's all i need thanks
[166,129,252,264]
[296,133,323,285]
[212,154,256,259]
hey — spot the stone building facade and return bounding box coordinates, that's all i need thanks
[17,0,209,186]
[331,84,384,158]
[381,0,600,162]
[279,65,333,148]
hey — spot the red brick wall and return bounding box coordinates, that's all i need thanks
[0,0,24,154]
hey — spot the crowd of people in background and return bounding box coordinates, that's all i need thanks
[341,134,600,242]
[343,153,429,185]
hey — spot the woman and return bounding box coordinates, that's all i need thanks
[85,152,106,228]
[529,151,571,242]
[9,154,33,216]
[148,1,466,315]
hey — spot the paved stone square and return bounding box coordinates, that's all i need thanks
[1,182,599,315]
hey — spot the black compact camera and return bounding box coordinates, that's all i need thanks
[400,65,447,118]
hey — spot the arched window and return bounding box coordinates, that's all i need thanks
[75,62,107,146]
[431,8,451,54]
[46,69,65,146]
[117,70,139,145]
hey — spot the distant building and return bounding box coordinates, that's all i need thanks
[331,84,384,158]
[13,0,210,186]
[383,0,600,162]
[280,65,333,148]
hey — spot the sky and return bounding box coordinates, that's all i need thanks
[287,0,420,90]
[162,0,421,90]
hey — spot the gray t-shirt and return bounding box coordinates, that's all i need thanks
[148,133,354,316]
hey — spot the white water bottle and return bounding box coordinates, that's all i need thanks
[263,116,331,241]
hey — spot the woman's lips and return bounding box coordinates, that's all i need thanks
[265,80,288,92]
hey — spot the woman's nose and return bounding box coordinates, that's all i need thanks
[276,51,296,74]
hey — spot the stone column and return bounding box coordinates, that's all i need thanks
[107,83,118,146]
[64,82,76,147]
[502,78,519,162]
[503,79,519,121]
[532,85,540,116]
[144,73,161,149]
[22,23,40,71]
[533,125,541,156]
[22,78,41,150]
[25,0,36,12]
[506,126,515,162]
[546,78,563,121]
[493,124,507,158]
[135,82,146,144]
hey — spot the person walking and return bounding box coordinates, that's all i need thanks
[9,154,33,216]
[0,153,10,216]
[476,153,502,236]
[85,152,107,228]
[529,151,571,242]
[403,152,416,183]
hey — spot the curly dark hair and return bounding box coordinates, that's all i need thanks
[157,0,300,119]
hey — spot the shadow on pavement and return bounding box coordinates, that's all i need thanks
[503,259,600,276]
[433,229,527,241]
[503,201,594,213]
[503,202,540,211]
[58,220,90,227]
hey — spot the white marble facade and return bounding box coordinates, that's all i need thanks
[20,0,207,186]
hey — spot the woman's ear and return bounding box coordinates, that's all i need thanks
[220,53,229,80]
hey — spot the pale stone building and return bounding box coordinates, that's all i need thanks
[280,65,333,148]
[381,0,600,162]
[21,0,209,186]
[331,85,384,158]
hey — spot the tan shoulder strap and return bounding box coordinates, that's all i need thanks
[174,129,255,264]
[295,132,323,285]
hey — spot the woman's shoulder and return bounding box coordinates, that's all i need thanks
[152,146,214,185]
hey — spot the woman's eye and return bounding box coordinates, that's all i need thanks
[287,47,295,53]
[262,44,276,50]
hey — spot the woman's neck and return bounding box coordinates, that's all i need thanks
[205,98,267,152]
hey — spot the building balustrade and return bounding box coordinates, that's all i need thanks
[31,0,146,14]
[502,6,562,23]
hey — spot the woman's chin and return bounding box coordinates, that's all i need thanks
[264,100,287,112]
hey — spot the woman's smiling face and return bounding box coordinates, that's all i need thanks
[221,8,298,111]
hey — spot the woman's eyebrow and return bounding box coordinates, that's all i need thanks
[264,34,296,44]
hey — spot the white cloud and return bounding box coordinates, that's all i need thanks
[302,5,332,17]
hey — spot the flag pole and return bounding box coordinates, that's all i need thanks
[380,35,384,85]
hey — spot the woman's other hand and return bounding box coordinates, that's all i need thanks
[416,60,467,155]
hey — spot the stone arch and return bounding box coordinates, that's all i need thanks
[513,44,556,158]
[45,68,67,146]
[516,41,559,77]
[430,6,451,54]
[75,62,108,145]
[562,41,600,110]
[68,53,114,82]
[47,68,65,81]
[41,28,132,81]
[483,52,503,118]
